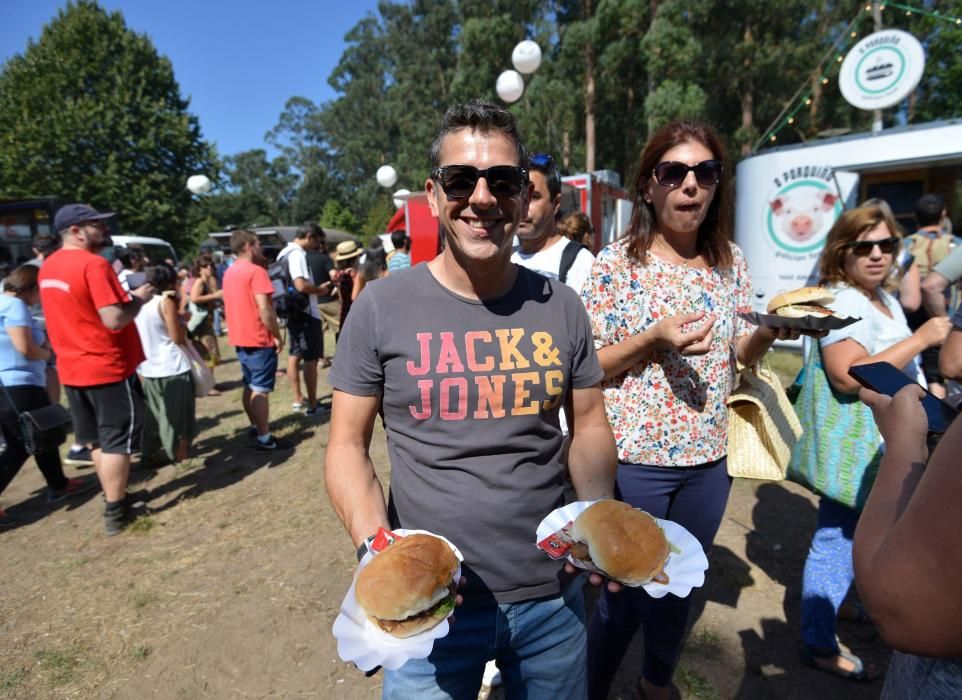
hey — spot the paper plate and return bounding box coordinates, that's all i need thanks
[535,501,708,599]
[738,311,860,332]
[333,529,463,672]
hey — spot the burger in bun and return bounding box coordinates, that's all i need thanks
[766,287,835,318]
[355,533,459,638]
[568,500,670,586]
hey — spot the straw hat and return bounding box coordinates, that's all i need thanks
[334,240,362,261]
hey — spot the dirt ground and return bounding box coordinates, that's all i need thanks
[0,347,890,699]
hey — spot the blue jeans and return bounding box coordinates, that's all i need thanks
[587,458,731,695]
[236,346,277,393]
[383,578,587,700]
[801,497,859,654]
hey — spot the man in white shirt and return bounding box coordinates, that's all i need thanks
[277,223,332,415]
[511,151,595,295]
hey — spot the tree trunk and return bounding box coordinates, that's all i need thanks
[740,24,754,157]
[563,130,571,172]
[584,0,596,173]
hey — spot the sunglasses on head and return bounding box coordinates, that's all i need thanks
[432,165,528,199]
[846,236,900,257]
[529,152,555,170]
[651,159,723,188]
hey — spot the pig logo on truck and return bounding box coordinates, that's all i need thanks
[766,179,841,254]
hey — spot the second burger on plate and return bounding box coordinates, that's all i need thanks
[569,499,670,586]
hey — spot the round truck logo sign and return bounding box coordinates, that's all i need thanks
[839,29,925,110]
[766,172,841,254]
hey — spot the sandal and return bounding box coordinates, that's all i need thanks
[206,388,221,397]
[801,647,879,682]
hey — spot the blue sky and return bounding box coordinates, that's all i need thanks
[1,0,382,158]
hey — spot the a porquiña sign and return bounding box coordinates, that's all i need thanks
[839,29,925,111]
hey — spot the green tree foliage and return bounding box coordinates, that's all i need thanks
[0,0,214,253]
[319,199,360,233]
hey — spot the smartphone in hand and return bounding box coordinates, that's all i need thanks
[848,361,959,433]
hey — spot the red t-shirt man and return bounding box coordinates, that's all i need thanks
[223,259,276,348]
[40,248,145,385]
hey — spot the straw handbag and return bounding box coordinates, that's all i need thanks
[727,363,803,480]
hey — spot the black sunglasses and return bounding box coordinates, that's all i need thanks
[846,236,900,257]
[652,159,723,188]
[432,165,528,199]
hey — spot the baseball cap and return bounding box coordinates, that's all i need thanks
[53,203,115,231]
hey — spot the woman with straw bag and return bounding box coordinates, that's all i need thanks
[580,120,813,700]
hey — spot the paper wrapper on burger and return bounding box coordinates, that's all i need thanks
[739,286,860,331]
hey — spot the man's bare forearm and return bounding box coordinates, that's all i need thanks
[324,444,390,546]
[568,424,617,501]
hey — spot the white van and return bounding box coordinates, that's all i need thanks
[111,235,178,265]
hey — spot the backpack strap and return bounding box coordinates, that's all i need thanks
[559,240,588,284]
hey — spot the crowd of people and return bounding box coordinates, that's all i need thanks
[0,204,403,531]
[1,98,960,698]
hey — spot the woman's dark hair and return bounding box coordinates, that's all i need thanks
[146,263,177,292]
[360,247,387,282]
[192,253,215,277]
[622,120,733,268]
[819,204,901,293]
[4,264,39,295]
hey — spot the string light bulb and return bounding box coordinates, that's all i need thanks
[770,134,777,142]
[788,117,795,124]
[805,98,812,105]
[821,77,829,84]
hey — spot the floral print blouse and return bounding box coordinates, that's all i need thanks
[581,241,754,467]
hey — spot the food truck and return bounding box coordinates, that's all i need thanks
[735,118,962,315]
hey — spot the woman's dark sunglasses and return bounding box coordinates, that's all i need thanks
[432,165,528,199]
[652,159,723,188]
[846,237,900,257]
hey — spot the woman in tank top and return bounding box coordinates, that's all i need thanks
[135,264,196,466]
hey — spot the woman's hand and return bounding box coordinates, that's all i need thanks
[915,316,952,349]
[859,386,929,463]
[653,312,716,355]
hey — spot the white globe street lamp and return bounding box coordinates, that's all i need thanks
[512,40,542,74]
[392,188,411,209]
[186,174,213,195]
[496,70,525,103]
[376,165,398,188]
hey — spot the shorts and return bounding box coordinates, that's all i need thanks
[288,316,323,361]
[237,346,278,393]
[65,374,145,454]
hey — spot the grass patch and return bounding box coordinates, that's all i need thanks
[688,627,723,657]
[675,662,719,700]
[0,669,27,692]
[131,645,151,661]
[127,514,156,533]
[34,645,81,687]
[129,590,159,610]
[767,349,803,388]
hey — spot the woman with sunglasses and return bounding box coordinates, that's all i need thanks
[582,121,802,700]
[789,204,950,682]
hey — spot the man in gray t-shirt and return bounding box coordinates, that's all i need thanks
[325,101,617,699]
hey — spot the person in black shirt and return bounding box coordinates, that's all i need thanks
[305,224,338,366]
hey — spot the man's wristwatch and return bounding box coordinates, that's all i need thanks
[356,534,376,562]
